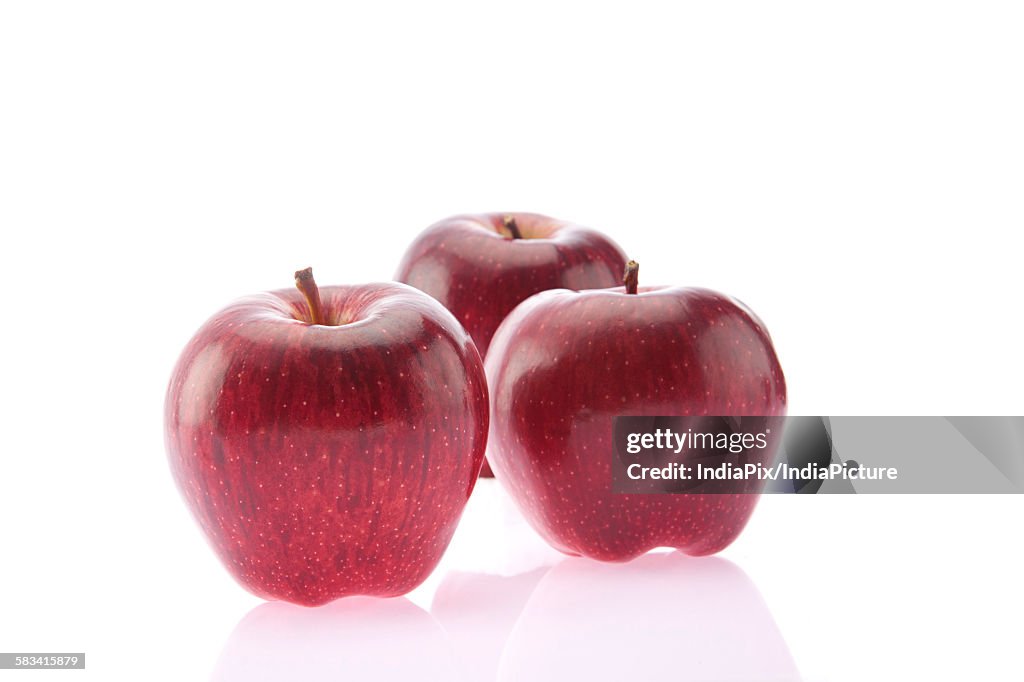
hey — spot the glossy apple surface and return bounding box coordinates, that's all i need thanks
[396,212,627,476]
[165,278,488,605]
[396,212,627,358]
[485,274,786,560]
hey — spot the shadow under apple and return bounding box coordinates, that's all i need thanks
[497,552,801,682]
[210,597,459,682]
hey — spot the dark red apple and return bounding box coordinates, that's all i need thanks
[396,212,628,475]
[485,261,787,560]
[164,268,488,605]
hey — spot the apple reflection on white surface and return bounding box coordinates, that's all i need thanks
[209,597,459,681]
[498,553,801,682]
[431,568,549,681]
[212,551,799,682]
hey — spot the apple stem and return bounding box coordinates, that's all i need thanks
[503,215,523,240]
[294,267,325,325]
[624,260,639,294]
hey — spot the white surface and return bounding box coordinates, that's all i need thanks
[1,1,1022,680]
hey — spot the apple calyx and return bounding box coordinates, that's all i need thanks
[294,267,325,325]
[503,215,523,240]
[623,260,639,295]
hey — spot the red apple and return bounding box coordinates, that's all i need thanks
[164,268,488,605]
[396,212,628,475]
[485,261,787,560]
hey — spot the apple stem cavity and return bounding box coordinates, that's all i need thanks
[503,215,523,240]
[294,267,325,325]
[624,260,639,295]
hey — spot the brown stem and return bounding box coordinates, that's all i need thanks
[294,267,325,325]
[503,215,523,240]
[623,260,639,294]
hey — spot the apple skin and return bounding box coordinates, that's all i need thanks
[484,284,786,561]
[164,282,488,606]
[395,213,628,359]
[396,212,628,476]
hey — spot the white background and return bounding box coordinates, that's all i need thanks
[1,1,1022,680]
